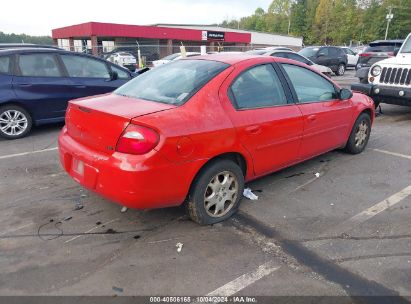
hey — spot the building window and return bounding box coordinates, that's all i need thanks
[57,39,70,51]
[102,41,115,53]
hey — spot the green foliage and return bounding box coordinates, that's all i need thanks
[0,32,53,45]
[221,0,411,45]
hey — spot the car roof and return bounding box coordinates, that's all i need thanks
[370,40,404,45]
[0,43,61,50]
[182,53,279,65]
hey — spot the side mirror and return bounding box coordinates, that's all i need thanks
[339,88,353,100]
[109,71,118,81]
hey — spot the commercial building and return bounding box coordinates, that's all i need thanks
[52,22,303,61]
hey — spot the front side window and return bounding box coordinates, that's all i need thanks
[111,65,130,79]
[282,64,337,103]
[115,59,229,105]
[61,55,110,78]
[230,64,287,109]
[18,53,61,77]
[0,56,10,74]
[319,48,329,56]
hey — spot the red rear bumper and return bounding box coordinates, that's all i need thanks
[58,127,202,209]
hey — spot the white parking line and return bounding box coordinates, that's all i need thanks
[307,185,411,248]
[373,149,411,160]
[0,223,33,236]
[206,260,280,296]
[0,147,58,160]
[64,219,119,244]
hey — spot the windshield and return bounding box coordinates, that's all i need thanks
[400,36,411,53]
[298,48,319,58]
[114,59,229,105]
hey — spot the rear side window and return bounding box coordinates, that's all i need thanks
[282,64,337,103]
[230,64,287,109]
[61,55,110,79]
[18,54,61,77]
[0,56,10,74]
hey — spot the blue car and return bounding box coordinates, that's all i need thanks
[0,48,138,139]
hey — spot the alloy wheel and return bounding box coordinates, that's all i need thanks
[204,171,239,218]
[0,110,28,137]
[355,120,368,148]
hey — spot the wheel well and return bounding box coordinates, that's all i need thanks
[187,152,248,199]
[360,108,372,122]
[0,102,33,118]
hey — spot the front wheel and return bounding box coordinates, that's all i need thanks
[336,63,346,76]
[345,113,371,154]
[186,159,244,225]
[0,105,32,139]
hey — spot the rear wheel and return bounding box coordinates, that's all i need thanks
[186,159,244,225]
[345,113,371,154]
[0,105,32,140]
[336,63,346,76]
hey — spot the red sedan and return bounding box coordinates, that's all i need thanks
[59,54,375,225]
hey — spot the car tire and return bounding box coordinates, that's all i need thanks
[344,113,371,154]
[0,105,33,140]
[186,159,244,225]
[336,63,346,76]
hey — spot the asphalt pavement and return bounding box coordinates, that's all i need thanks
[0,70,410,301]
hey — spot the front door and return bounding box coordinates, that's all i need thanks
[280,63,354,159]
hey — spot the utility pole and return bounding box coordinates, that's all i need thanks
[288,17,291,35]
[385,6,393,40]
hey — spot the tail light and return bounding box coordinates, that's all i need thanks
[116,124,159,155]
[359,53,372,57]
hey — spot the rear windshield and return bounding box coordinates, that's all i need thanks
[161,53,180,61]
[298,48,319,57]
[364,44,401,53]
[114,59,229,105]
[246,50,268,55]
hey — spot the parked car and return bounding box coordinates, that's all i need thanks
[0,48,138,139]
[342,47,359,67]
[352,33,411,108]
[246,46,294,53]
[257,50,333,76]
[152,52,201,67]
[59,54,375,225]
[299,46,348,76]
[0,43,61,50]
[355,40,404,83]
[106,52,137,71]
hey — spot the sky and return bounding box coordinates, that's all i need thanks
[1,0,272,36]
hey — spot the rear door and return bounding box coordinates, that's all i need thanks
[0,55,15,102]
[280,63,353,159]
[220,62,304,176]
[59,54,129,98]
[316,47,330,67]
[13,52,72,121]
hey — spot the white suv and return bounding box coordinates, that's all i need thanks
[352,33,411,108]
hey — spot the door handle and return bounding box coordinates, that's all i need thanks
[307,115,317,121]
[17,83,32,87]
[74,85,86,88]
[245,125,261,134]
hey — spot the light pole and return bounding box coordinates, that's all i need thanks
[385,7,393,40]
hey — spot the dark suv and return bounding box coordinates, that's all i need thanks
[0,48,137,139]
[355,40,403,83]
[298,46,348,76]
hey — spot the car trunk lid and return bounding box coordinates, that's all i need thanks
[66,93,175,153]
